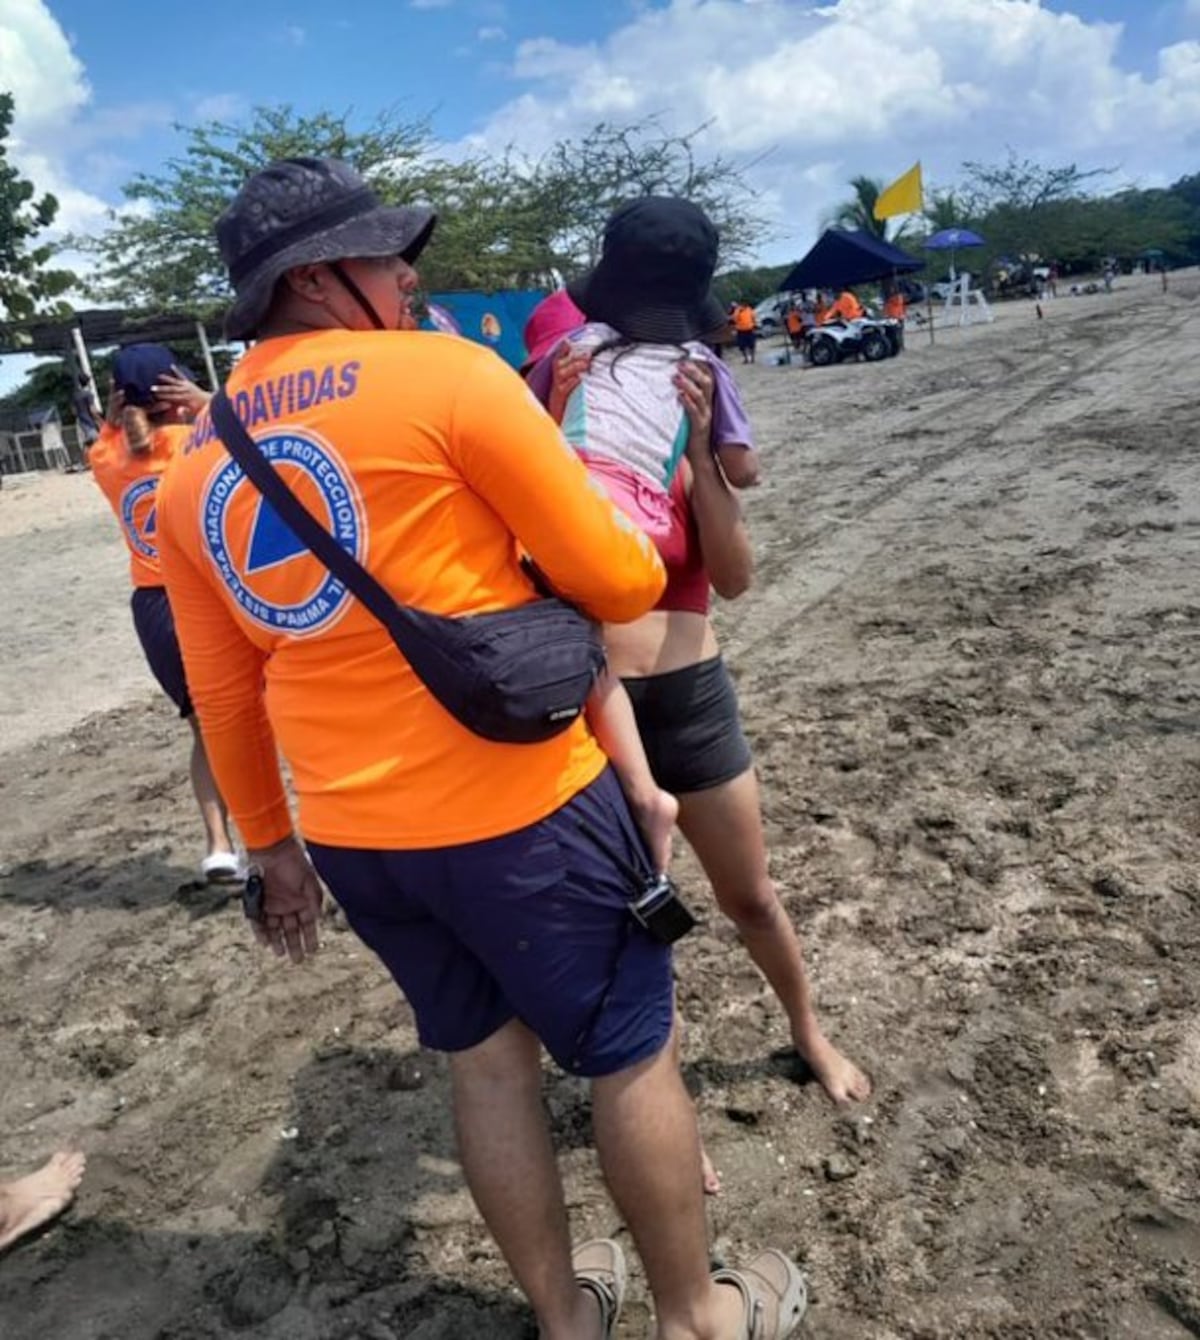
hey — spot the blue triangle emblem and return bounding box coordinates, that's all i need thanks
[142,506,157,537]
[246,497,307,574]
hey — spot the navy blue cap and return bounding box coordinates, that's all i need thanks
[112,344,196,408]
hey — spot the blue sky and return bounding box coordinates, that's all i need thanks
[3,0,1198,264]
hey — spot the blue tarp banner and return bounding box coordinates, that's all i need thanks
[423,289,547,369]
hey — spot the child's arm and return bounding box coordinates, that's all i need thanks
[586,669,676,874]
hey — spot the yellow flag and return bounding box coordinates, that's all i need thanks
[874,162,923,220]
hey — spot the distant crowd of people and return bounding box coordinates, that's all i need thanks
[722,281,909,361]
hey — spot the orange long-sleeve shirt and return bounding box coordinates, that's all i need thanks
[821,291,865,324]
[89,422,188,588]
[157,330,666,851]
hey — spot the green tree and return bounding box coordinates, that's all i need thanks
[711,263,792,308]
[82,106,769,312]
[0,342,236,422]
[960,150,1112,213]
[0,92,76,321]
[923,189,971,231]
[525,117,766,276]
[82,104,437,311]
[824,175,887,239]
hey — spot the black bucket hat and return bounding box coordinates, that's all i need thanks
[568,196,720,343]
[217,157,437,341]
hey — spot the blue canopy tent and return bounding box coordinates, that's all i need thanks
[779,229,923,293]
[420,289,546,369]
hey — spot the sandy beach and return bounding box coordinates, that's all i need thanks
[1,270,1198,1338]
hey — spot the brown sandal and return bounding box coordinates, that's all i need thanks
[573,1238,627,1339]
[712,1249,808,1339]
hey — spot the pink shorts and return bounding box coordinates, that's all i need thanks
[578,452,673,546]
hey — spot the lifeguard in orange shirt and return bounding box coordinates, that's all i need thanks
[820,288,865,323]
[89,344,238,883]
[155,156,808,1340]
[731,300,758,363]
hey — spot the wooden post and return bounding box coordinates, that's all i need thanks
[69,324,97,402]
[195,319,219,390]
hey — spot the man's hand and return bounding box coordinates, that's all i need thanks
[151,367,212,419]
[547,340,591,425]
[244,834,324,964]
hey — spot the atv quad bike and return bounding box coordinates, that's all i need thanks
[805,317,903,368]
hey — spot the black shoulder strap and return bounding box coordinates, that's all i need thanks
[208,389,402,631]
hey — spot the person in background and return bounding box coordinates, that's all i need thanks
[731,299,758,364]
[784,301,806,349]
[883,282,907,322]
[820,288,865,324]
[89,344,240,885]
[72,373,101,448]
[538,213,872,1136]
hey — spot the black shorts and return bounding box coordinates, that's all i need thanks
[130,586,193,718]
[735,331,757,351]
[622,656,752,795]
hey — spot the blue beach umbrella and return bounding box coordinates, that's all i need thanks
[924,227,985,280]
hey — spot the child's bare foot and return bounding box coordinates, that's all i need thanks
[629,786,679,875]
[0,1150,86,1251]
[701,1144,722,1195]
[796,1030,872,1105]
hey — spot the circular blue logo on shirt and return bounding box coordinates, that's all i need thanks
[200,430,366,637]
[120,475,161,560]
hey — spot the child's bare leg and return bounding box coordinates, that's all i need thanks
[586,670,677,874]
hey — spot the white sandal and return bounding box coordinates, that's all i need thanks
[573,1238,627,1339]
[712,1249,808,1339]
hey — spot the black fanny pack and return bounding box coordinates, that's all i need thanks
[210,390,605,745]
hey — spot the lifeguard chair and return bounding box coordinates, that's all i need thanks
[943,273,992,327]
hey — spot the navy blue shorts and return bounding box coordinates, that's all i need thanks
[130,586,193,718]
[307,767,675,1077]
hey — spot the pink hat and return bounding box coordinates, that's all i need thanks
[522,290,586,370]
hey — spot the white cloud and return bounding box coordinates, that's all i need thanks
[410,0,454,8]
[0,0,88,133]
[466,0,1200,260]
[283,24,307,46]
[0,0,114,234]
[0,1,182,244]
[478,25,507,42]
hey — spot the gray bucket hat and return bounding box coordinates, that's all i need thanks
[216,157,436,341]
